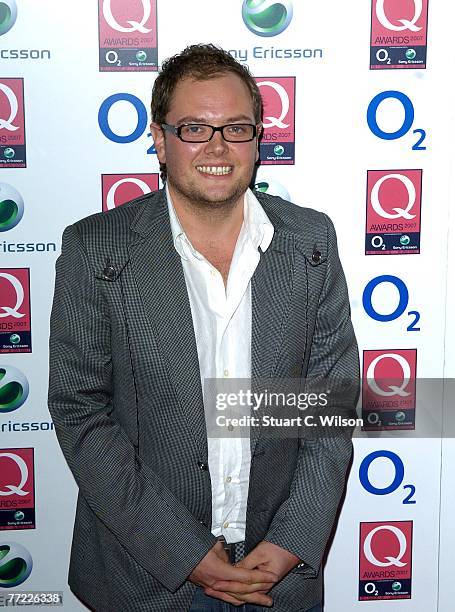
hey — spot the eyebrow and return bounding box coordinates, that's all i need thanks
[175,114,255,125]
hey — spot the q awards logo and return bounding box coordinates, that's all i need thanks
[0,78,26,168]
[98,0,157,72]
[362,349,417,431]
[0,182,23,231]
[359,521,412,601]
[0,449,35,530]
[0,366,29,414]
[370,0,428,69]
[101,173,159,211]
[242,0,293,37]
[0,269,31,353]
[365,170,422,255]
[0,541,32,587]
[255,77,295,165]
[0,1,17,36]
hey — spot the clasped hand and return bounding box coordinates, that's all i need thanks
[189,540,301,607]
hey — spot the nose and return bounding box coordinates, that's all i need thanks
[203,129,229,156]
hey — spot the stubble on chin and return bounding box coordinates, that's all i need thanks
[168,174,251,215]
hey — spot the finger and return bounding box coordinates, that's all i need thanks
[202,588,245,606]
[220,565,278,584]
[223,590,273,607]
[212,580,275,593]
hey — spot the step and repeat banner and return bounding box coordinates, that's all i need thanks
[0,1,453,610]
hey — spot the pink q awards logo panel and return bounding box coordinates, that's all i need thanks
[0,78,26,168]
[362,349,417,430]
[359,521,413,601]
[365,170,422,255]
[98,0,158,71]
[0,448,35,530]
[101,173,159,211]
[370,0,429,69]
[0,269,31,353]
[255,77,295,165]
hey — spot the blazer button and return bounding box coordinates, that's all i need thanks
[197,461,208,471]
[311,250,321,264]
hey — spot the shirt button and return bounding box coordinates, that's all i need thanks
[225,476,232,483]
[223,521,229,529]
[223,369,229,377]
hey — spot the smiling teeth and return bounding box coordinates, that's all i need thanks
[196,166,233,175]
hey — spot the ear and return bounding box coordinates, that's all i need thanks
[150,122,166,164]
[255,123,263,163]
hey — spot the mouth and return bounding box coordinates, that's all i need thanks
[196,165,233,176]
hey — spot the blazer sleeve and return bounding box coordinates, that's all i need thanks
[264,213,360,576]
[48,224,217,592]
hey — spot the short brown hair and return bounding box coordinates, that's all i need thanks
[151,44,262,125]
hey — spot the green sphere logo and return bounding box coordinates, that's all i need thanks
[0,542,33,588]
[395,411,406,423]
[274,144,284,156]
[406,49,416,60]
[255,178,290,200]
[3,148,14,159]
[13,511,24,522]
[9,333,20,344]
[136,50,147,62]
[400,235,410,246]
[0,183,24,232]
[392,581,402,591]
[0,366,29,414]
[0,1,17,36]
[242,0,293,37]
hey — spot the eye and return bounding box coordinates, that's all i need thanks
[181,124,207,135]
[226,124,247,135]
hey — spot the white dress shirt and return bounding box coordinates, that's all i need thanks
[166,185,274,543]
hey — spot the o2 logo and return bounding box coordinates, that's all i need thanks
[367,91,426,151]
[359,450,416,504]
[98,93,155,153]
[362,275,420,332]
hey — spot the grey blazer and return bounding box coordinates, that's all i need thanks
[48,189,359,612]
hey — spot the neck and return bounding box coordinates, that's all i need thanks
[167,182,245,246]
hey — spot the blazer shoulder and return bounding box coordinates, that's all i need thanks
[61,190,164,275]
[254,191,335,260]
[72,190,160,242]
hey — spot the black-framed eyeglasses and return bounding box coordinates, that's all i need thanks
[161,122,260,143]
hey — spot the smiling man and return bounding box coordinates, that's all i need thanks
[48,44,359,612]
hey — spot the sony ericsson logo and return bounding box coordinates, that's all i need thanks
[0,542,33,587]
[0,183,23,232]
[242,0,293,37]
[0,1,17,36]
[0,366,29,414]
[102,0,152,33]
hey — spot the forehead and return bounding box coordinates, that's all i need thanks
[167,73,255,122]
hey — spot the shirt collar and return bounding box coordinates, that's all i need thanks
[166,184,274,261]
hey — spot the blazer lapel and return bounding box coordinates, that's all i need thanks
[251,230,296,454]
[128,191,207,462]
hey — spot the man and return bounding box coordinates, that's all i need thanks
[48,44,359,611]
